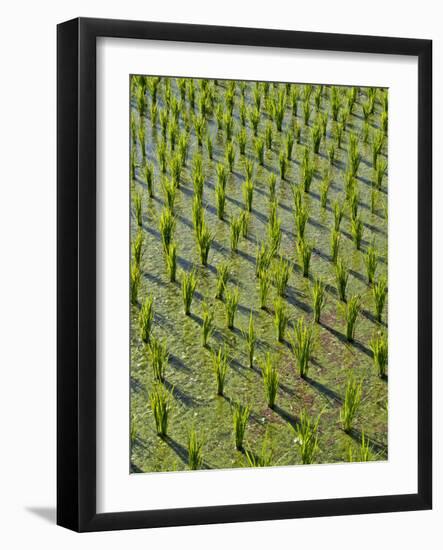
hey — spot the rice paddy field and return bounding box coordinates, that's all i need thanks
[129,75,388,473]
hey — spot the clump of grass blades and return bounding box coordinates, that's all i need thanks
[193,114,206,146]
[350,215,364,250]
[233,403,250,450]
[372,130,385,167]
[371,331,388,379]
[142,161,154,197]
[249,107,261,136]
[285,132,294,160]
[132,230,144,267]
[273,257,291,296]
[258,270,271,310]
[374,157,388,190]
[333,200,344,231]
[302,99,311,126]
[278,150,287,180]
[237,128,247,155]
[187,428,204,470]
[254,137,265,166]
[182,270,197,315]
[267,211,282,256]
[268,173,277,201]
[297,238,313,278]
[312,278,326,323]
[223,112,234,141]
[139,295,154,343]
[364,243,378,285]
[348,187,359,219]
[212,346,228,396]
[310,123,322,154]
[294,409,320,464]
[216,163,228,190]
[196,221,213,266]
[242,178,254,212]
[130,261,141,305]
[201,301,214,347]
[373,277,387,323]
[178,133,189,167]
[295,202,309,239]
[240,211,250,238]
[192,195,203,237]
[150,383,171,437]
[242,311,256,367]
[162,178,176,211]
[274,297,289,342]
[301,150,315,193]
[344,294,361,342]
[265,123,273,150]
[348,431,372,463]
[206,135,213,160]
[215,181,226,220]
[148,336,168,382]
[159,207,175,252]
[320,172,331,208]
[225,287,239,329]
[230,215,242,252]
[133,191,143,227]
[290,318,315,378]
[340,374,362,433]
[245,438,273,467]
[165,241,177,282]
[225,141,236,172]
[335,258,349,302]
[330,228,341,264]
[215,262,229,299]
[243,158,254,180]
[256,242,273,277]
[261,353,278,409]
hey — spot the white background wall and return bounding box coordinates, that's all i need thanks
[0,1,440,547]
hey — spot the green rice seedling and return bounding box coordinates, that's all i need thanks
[237,128,247,155]
[130,260,141,305]
[258,270,271,309]
[350,215,364,250]
[215,181,226,220]
[295,202,309,239]
[150,101,158,128]
[192,195,203,236]
[132,229,144,267]
[293,121,301,145]
[139,294,154,343]
[344,170,356,200]
[294,409,321,464]
[311,278,326,323]
[330,228,341,264]
[239,99,247,126]
[301,152,315,193]
[187,79,196,109]
[340,374,363,433]
[381,110,388,136]
[334,121,344,149]
[225,141,236,172]
[243,157,254,180]
[157,140,167,173]
[320,172,332,208]
[297,238,313,278]
[150,383,171,437]
[373,276,388,323]
[362,100,372,122]
[212,346,228,396]
[314,86,322,111]
[201,301,214,347]
[261,353,278,409]
[335,258,349,302]
[136,85,147,118]
[254,137,265,166]
[242,178,254,212]
[147,76,160,104]
[272,251,292,293]
[290,84,300,116]
[215,262,229,299]
[148,336,168,382]
[182,270,197,315]
[286,131,295,160]
[273,94,286,131]
[225,287,239,329]
[159,108,168,139]
[265,122,273,150]
[142,160,154,197]
[344,294,361,342]
[327,142,336,166]
[178,132,189,167]
[165,241,177,282]
[255,242,272,277]
[253,83,262,110]
[267,173,277,202]
[290,318,315,378]
[187,427,204,470]
[310,123,322,154]
[168,119,179,151]
[245,437,273,467]
[133,190,143,227]
[233,403,250,450]
[196,221,214,266]
[130,147,137,182]
[274,297,289,342]
[177,77,187,101]
[374,157,388,190]
[364,243,378,285]
[371,188,378,214]
[319,111,328,139]
[333,200,344,231]
[215,104,224,130]
[302,99,312,126]
[372,130,385,166]
[239,80,247,96]
[131,111,138,145]
[371,331,388,378]
[223,111,234,141]
[161,178,176,211]
[138,123,146,161]
[249,106,261,136]
[279,150,288,180]
[242,311,256,368]
[348,431,372,462]
[216,162,228,190]
[331,87,341,121]
[348,141,361,178]
[193,114,206,147]
[206,134,213,160]
[230,215,242,252]
[240,211,250,238]
[340,106,350,130]
[348,185,359,219]
[169,153,182,188]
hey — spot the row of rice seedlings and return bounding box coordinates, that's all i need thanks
[290,318,315,378]
[274,297,289,342]
[150,382,171,437]
[261,353,279,408]
[311,278,326,323]
[212,346,228,396]
[225,287,239,329]
[370,331,388,378]
[182,270,197,315]
[233,403,250,450]
[340,374,363,433]
[139,294,154,343]
[242,312,256,367]
[344,294,361,342]
[293,409,320,464]
[148,336,168,382]
[201,301,214,347]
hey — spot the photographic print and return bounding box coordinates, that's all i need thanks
[129,75,388,474]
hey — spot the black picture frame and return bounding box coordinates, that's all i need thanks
[57,17,432,532]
